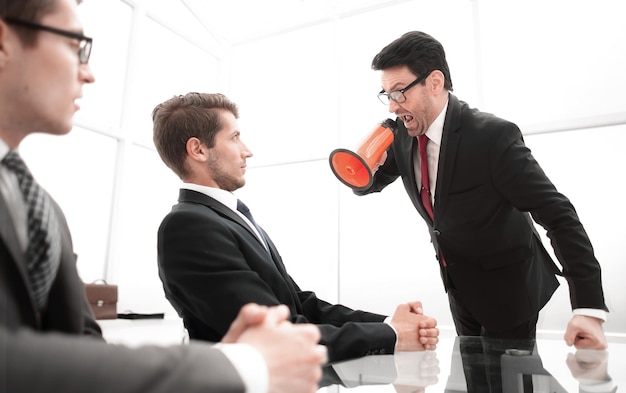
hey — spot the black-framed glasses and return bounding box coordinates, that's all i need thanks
[4,18,92,64]
[377,70,434,105]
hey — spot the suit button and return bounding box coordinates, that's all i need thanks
[433,229,441,236]
[380,348,386,354]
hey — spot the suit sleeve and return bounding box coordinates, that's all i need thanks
[294,286,397,361]
[353,117,405,196]
[0,325,245,393]
[353,139,402,196]
[488,123,606,311]
[157,206,396,362]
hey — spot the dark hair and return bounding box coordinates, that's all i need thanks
[152,92,240,179]
[372,31,453,92]
[1,0,82,46]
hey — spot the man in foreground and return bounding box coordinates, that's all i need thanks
[0,1,325,392]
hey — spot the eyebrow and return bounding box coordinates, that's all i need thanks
[380,81,409,94]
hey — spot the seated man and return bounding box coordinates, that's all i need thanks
[152,92,439,363]
[0,1,324,391]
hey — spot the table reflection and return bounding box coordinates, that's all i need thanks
[318,336,619,392]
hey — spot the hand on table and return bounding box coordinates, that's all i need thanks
[223,303,326,393]
[391,302,439,351]
[564,315,607,350]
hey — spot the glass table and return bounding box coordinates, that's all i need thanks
[318,335,624,392]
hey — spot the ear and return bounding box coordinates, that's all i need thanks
[429,70,446,94]
[185,137,209,163]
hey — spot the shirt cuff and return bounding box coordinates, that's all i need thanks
[579,379,616,393]
[214,343,268,393]
[573,308,608,322]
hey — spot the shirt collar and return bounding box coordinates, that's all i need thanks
[424,97,449,145]
[0,139,10,160]
[181,182,238,212]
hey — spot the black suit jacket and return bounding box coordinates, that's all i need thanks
[157,188,396,362]
[356,94,607,331]
[1,187,245,392]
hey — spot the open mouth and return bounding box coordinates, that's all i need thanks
[401,114,414,124]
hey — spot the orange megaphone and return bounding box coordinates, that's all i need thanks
[329,119,397,190]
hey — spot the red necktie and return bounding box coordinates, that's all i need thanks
[418,135,433,220]
[418,135,447,267]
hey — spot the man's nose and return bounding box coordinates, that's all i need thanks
[388,99,399,113]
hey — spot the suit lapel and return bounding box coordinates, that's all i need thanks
[0,192,38,314]
[178,189,291,279]
[435,95,462,218]
[404,136,420,200]
[263,236,291,279]
[178,189,259,241]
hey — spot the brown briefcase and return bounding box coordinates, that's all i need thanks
[84,280,118,320]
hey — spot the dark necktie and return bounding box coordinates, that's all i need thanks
[418,135,434,220]
[236,199,270,252]
[1,151,61,310]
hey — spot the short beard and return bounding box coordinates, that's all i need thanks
[207,155,244,192]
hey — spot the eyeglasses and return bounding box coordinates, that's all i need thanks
[377,70,434,105]
[4,18,93,64]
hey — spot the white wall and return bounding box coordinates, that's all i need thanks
[231,0,626,337]
[19,0,626,337]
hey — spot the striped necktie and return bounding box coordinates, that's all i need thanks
[2,151,61,310]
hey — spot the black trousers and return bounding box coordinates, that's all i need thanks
[448,289,539,339]
[447,287,539,393]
